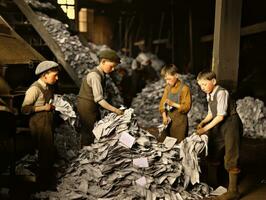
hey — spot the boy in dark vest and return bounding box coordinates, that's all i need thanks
[159,64,191,142]
[21,61,59,187]
[77,49,123,147]
[196,70,243,200]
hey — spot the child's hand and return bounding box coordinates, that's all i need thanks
[43,103,55,111]
[196,127,206,135]
[115,108,124,115]
[197,122,204,130]
[163,115,169,125]
[165,99,174,107]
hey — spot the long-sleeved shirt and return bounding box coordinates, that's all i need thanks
[86,66,105,103]
[159,80,191,114]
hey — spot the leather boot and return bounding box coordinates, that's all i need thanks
[215,172,240,200]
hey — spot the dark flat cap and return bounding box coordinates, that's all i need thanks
[35,61,59,75]
[99,49,120,63]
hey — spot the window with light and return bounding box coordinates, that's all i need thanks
[79,8,88,32]
[57,0,75,20]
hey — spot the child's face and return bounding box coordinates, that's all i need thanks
[197,78,216,94]
[43,71,59,85]
[164,73,178,87]
[101,59,118,73]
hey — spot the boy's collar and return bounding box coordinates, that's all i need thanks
[173,79,181,87]
[209,85,219,97]
[38,78,48,89]
[96,65,105,76]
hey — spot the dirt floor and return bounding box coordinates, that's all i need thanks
[201,137,266,200]
[237,138,266,200]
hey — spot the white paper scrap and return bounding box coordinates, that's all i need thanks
[133,157,149,168]
[119,132,135,148]
[135,176,147,187]
[93,128,102,140]
[210,186,227,196]
[163,136,177,149]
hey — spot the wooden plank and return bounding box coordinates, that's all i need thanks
[152,38,168,44]
[123,16,134,56]
[0,16,45,65]
[155,12,165,54]
[134,40,145,46]
[188,8,193,72]
[201,21,266,43]
[240,21,266,36]
[212,0,242,91]
[13,0,81,87]
[170,0,175,64]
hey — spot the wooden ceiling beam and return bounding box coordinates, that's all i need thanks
[201,21,266,42]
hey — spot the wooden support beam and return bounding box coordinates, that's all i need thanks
[240,21,266,36]
[170,0,175,64]
[123,16,134,56]
[155,12,165,54]
[212,0,242,91]
[152,38,168,44]
[201,21,266,43]
[0,16,45,65]
[188,8,193,71]
[134,40,145,46]
[13,0,81,87]
[200,34,213,43]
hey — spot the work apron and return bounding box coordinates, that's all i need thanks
[165,82,188,143]
[167,109,188,143]
[77,67,105,146]
[29,82,55,171]
[77,97,101,146]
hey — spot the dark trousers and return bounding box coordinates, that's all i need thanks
[29,112,55,174]
[208,114,243,171]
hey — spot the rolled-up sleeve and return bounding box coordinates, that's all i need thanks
[159,86,169,114]
[87,72,104,103]
[216,90,229,116]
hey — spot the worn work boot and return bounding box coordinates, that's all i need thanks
[215,172,240,200]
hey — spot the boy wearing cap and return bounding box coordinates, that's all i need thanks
[21,60,59,186]
[77,49,123,147]
[159,64,191,143]
[196,70,243,200]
